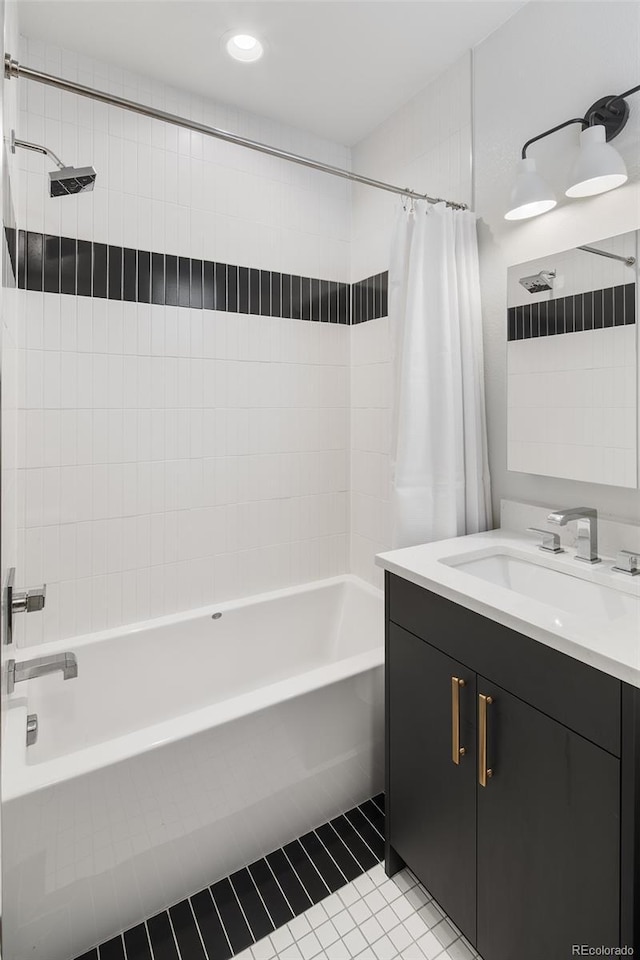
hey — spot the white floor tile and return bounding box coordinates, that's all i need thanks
[339,884,361,908]
[349,900,373,925]
[402,912,430,941]
[253,938,277,960]
[316,920,340,948]
[343,927,368,955]
[333,910,357,937]
[432,918,458,949]
[298,930,324,959]
[248,865,484,960]
[390,896,415,923]
[446,937,476,960]
[389,871,416,895]
[306,903,329,928]
[270,924,295,952]
[372,935,398,960]
[363,890,387,914]
[353,873,377,897]
[418,901,443,929]
[359,915,385,945]
[325,939,353,960]
[375,905,400,934]
[416,930,444,960]
[290,914,313,940]
[387,924,414,952]
[322,894,345,918]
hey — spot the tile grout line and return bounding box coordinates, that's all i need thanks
[340,813,382,863]
[142,920,155,960]
[356,803,385,840]
[166,907,185,960]
[326,820,370,873]
[187,896,212,960]
[202,887,234,959]
[227,874,259,948]
[282,842,331,902]
[311,827,350,884]
[260,856,297,918]
[245,864,278,932]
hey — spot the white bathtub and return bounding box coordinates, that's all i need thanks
[2,575,384,960]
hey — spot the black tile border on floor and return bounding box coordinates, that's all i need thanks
[507,282,636,341]
[73,793,386,960]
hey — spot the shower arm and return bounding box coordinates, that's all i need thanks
[4,54,468,210]
[577,245,636,267]
[11,131,65,169]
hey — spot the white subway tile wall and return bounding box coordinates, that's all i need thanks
[507,326,638,487]
[349,55,473,587]
[13,36,475,635]
[1,2,21,604]
[14,35,352,644]
[15,37,352,278]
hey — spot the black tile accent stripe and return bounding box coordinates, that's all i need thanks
[76,795,385,960]
[15,229,394,325]
[351,271,389,324]
[507,283,636,341]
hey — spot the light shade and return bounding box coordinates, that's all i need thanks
[504,157,557,221]
[565,125,627,198]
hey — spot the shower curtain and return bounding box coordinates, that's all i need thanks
[390,200,492,549]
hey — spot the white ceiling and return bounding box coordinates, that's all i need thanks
[17,1,526,145]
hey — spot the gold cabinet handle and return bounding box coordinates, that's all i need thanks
[451,676,466,764]
[478,693,494,787]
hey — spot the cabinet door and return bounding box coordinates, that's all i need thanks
[388,624,477,942]
[477,677,620,960]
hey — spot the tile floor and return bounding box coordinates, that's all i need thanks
[233,863,480,960]
[76,794,481,960]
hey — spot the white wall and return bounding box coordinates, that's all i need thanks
[14,36,351,645]
[349,55,473,586]
[474,0,640,522]
[1,0,20,607]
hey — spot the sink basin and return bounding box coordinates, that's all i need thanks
[448,553,639,623]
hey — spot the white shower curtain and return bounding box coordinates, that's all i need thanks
[390,199,492,549]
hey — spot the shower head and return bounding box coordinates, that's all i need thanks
[49,166,97,197]
[518,269,556,294]
[11,130,96,197]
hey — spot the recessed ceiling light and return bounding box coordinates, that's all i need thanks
[225,33,264,63]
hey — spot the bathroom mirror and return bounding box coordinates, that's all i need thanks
[506,230,639,488]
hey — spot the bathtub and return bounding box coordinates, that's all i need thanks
[2,574,384,960]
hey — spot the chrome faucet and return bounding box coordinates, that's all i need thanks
[6,652,78,695]
[546,507,600,564]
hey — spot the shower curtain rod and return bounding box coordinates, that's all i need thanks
[5,54,468,210]
[577,244,636,267]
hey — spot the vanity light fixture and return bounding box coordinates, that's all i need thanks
[225,33,264,62]
[504,82,639,220]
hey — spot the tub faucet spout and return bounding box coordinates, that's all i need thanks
[6,652,78,695]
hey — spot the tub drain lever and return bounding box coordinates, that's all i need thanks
[26,713,38,747]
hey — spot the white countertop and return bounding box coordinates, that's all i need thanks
[376,529,640,688]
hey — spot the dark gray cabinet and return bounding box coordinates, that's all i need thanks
[388,624,476,942]
[385,572,639,959]
[476,677,619,960]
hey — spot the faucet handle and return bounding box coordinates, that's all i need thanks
[12,584,46,614]
[612,550,640,576]
[527,527,564,554]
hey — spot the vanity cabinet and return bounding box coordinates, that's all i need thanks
[385,572,640,960]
